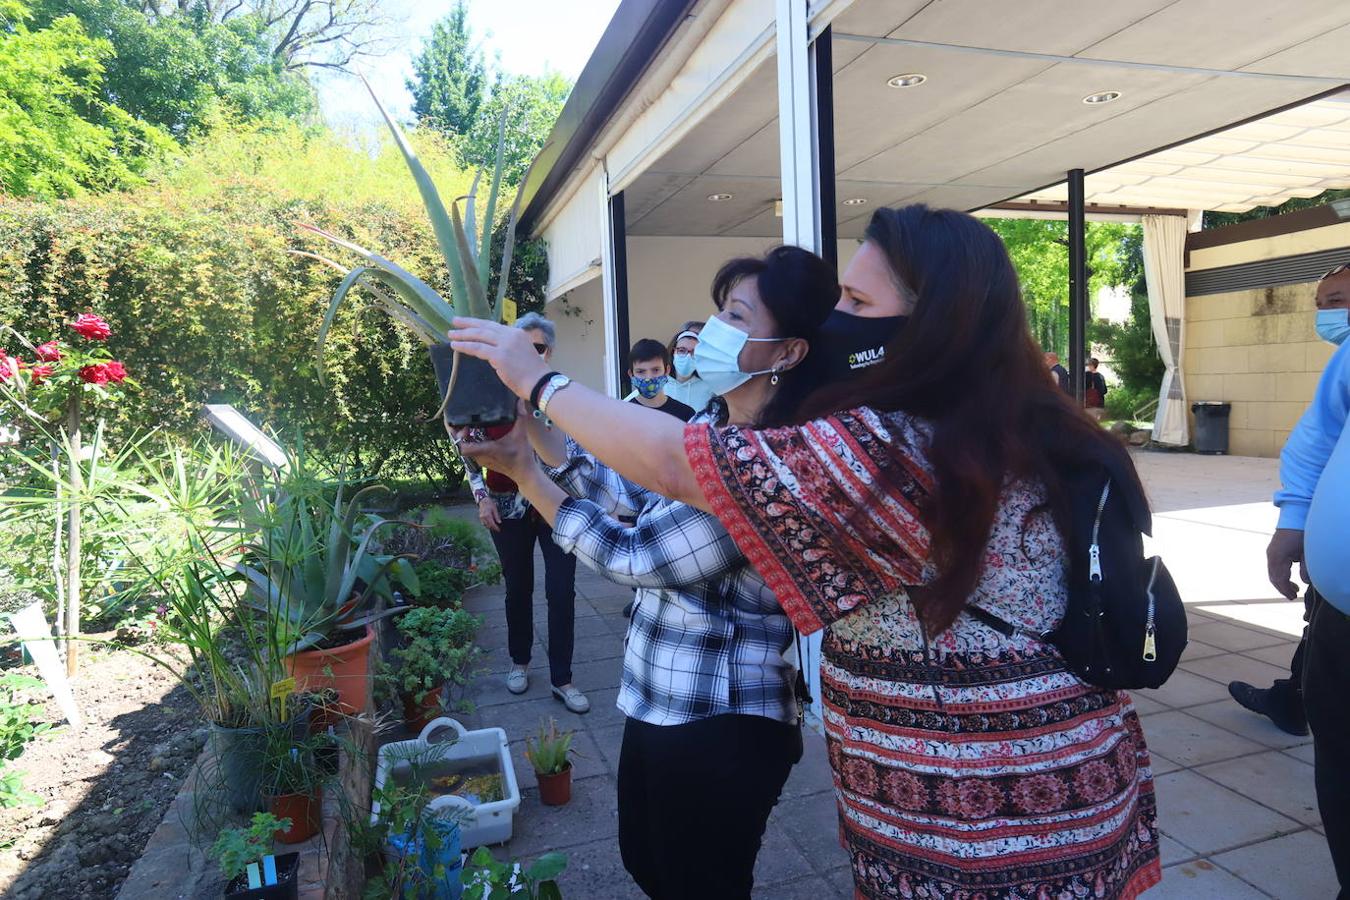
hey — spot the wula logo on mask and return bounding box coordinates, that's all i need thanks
[820,311,905,381]
[848,346,885,369]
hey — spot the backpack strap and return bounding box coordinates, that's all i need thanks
[965,603,1051,641]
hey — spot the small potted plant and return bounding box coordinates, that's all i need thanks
[259,730,333,845]
[386,606,482,730]
[524,718,576,807]
[210,812,298,899]
[238,472,420,717]
[463,847,566,900]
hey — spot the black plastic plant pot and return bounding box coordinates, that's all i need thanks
[224,852,299,900]
[428,343,517,429]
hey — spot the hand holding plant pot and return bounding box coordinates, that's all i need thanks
[303,79,536,428]
[524,718,576,807]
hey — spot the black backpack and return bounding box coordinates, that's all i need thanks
[969,456,1187,690]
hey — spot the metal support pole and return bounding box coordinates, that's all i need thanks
[1068,168,1087,404]
[609,191,631,396]
[813,24,837,269]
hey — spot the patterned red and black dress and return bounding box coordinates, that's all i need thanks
[685,407,1162,899]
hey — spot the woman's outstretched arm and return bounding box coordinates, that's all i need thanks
[450,318,709,511]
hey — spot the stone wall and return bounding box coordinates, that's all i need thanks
[1184,281,1332,458]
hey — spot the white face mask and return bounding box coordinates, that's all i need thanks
[692,315,784,396]
[1316,308,1350,346]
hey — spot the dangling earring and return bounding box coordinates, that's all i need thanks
[770,368,781,386]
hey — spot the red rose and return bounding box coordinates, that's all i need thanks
[29,363,55,385]
[35,341,61,362]
[0,354,15,381]
[79,364,111,385]
[104,361,128,383]
[69,314,112,341]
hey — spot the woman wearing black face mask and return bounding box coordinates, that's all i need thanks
[815,241,911,381]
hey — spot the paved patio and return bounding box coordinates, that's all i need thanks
[455,449,1338,899]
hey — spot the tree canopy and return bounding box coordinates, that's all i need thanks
[0,0,175,198]
[458,70,569,185]
[32,0,317,137]
[407,0,487,139]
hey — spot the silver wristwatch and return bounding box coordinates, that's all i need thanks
[536,373,572,416]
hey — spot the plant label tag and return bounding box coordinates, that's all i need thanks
[263,855,278,885]
[270,677,296,702]
[503,298,518,325]
[246,863,262,890]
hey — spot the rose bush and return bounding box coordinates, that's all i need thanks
[1,312,131,427]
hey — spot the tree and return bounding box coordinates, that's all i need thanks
[32,0,316,136]
[0,0,174,198]
[407,1,487,138]
[986,218,1133,357]
[459,71,570,185]
[133,0,401,72]
[1088,230,1165,418]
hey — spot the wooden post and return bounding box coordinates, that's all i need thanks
[65,393,81,678]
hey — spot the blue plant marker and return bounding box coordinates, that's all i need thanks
[246,863,262,890]
[263,855,278,886]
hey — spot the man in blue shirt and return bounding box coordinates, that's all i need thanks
[1265,261,1350,898]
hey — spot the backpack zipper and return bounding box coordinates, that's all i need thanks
[1143,557,1160,662]
[1089,480,1110,583]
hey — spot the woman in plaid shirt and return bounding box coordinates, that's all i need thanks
[460,246,840,900]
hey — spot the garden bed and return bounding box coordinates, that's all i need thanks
[0,638,201,900]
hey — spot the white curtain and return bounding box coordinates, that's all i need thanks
[1143,214,1189,446]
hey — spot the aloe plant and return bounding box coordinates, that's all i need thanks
[237,476,419,656]
[303,78,531,412]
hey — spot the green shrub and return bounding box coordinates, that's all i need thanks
[0,121,474,486]
[0,673,53,808]
[385,606,482,707]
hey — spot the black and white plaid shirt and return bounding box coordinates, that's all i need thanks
[546,416,797,726]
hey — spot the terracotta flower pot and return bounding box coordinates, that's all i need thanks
[401,683,445,732]
[286,625,375,719]
[269,788,323,844]
[535,765,572,806]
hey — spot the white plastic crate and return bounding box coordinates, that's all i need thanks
[372,716,521,848]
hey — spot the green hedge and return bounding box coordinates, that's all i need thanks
[0,125,477,487]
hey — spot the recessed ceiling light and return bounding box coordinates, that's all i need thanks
[842,198,868,206]
[1082,90,1122,105]
[887,73,927,89]
[706,192,733,201]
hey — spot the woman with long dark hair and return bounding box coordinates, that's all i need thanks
[463,246,840,899]
[451,205,1162,899]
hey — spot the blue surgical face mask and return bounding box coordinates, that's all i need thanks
[1316,308,1350,346]
[692,315,784,396]
[631,374,668,399]
[672,351,696,379]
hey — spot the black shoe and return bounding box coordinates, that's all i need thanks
[622,600,634,619]
[1228,681,1309,736]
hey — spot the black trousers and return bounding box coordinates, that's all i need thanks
[1303,589,1350,899]
[618,714,802,900]
[489,512,577,688]
[1268,592,1314,714]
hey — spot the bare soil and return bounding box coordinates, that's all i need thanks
[0,636,202,900]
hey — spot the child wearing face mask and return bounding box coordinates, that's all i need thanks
[626,339,696,423]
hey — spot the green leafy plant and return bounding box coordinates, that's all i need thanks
[0,674,52,808]
[407,561,472,608]
[464,847,566,900]
[523,718,575,777]
[347,743,471,900]
[385,605,481,699]
[302,78,535,417]
[259,728,335,799]
[237,458,421,655]
[209,811,290,882]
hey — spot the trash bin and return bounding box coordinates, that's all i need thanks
[1191,402,1232,455]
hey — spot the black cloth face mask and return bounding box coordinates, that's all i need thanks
[816,310,906,382]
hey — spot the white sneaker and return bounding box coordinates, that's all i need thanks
[506,667,529,695]
[551,684,590,714]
